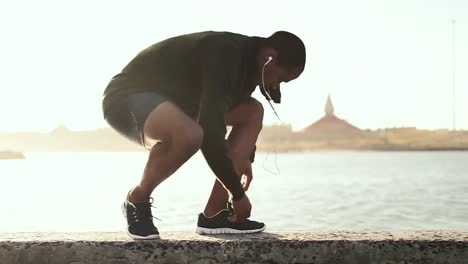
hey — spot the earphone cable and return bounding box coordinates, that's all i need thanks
[261,57,281,175]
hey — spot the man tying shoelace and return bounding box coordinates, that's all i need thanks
[101,30,306,239]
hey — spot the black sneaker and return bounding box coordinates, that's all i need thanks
[196,202,266,235]
[122,191,160,240]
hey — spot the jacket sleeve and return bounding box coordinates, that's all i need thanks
[197,40,245,201]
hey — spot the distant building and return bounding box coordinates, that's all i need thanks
[49,124,71,136]
[300,94,362,139]
[258,123,294,142]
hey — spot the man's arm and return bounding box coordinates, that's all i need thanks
[197,39,245,201]
[249,145,256,163]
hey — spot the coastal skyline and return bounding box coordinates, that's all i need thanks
[3,94,467,134]
[1,0,467,132]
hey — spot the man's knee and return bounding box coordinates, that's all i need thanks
[226,97,264,128]
[243,97,264,125]
[175,124,204,155]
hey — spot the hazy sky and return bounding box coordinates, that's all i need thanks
[0,0,467,132]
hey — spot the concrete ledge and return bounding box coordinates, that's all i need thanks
[1,231,467,264]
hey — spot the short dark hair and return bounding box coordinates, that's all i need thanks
[265,31,306,71]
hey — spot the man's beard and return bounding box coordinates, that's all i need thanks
[260,85,281,104]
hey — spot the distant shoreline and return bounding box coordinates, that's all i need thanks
[16,148,468,153]
[256,148,468,153]
[2,125,468,153]
[0,150,26,159]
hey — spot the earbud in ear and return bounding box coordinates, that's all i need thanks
[264,56,273,68]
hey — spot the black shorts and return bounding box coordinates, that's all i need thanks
[104,92,168,149]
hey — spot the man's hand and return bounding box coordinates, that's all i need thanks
[235,159,253,191]
[241,162,253,191]
[228,195,252,223]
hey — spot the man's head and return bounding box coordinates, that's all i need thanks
[256,31,306,103]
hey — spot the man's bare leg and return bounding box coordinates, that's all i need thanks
[203,97,264,216]
[129,102,204,203]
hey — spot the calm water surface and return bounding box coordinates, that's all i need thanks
[1,151,467,232]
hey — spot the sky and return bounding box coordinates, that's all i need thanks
[0,0,467,132]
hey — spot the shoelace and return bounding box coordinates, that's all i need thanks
[129,197,161,224]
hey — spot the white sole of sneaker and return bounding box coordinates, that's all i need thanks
[195,225,266,235]
[127,231,160,240]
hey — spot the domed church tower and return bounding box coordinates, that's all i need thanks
[301,94,361,139]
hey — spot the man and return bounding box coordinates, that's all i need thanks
[102,30,306,239]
